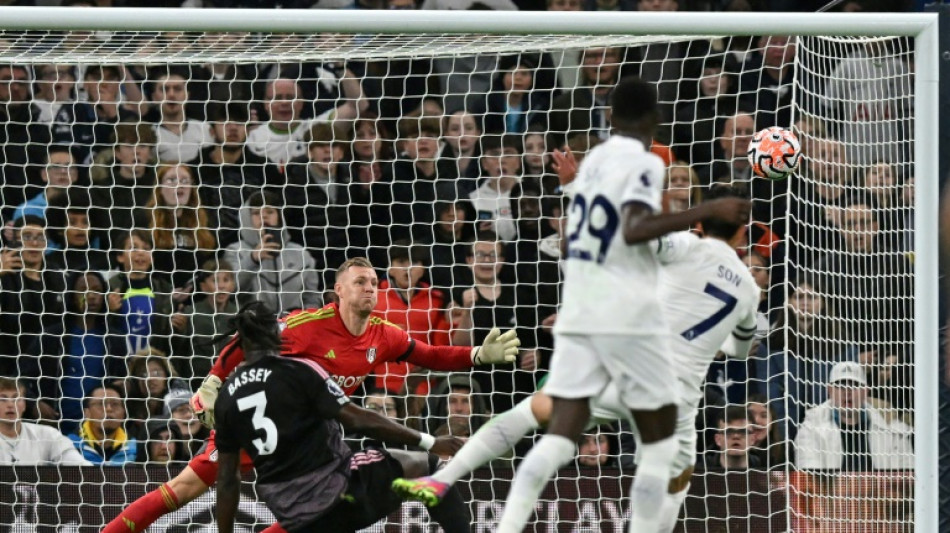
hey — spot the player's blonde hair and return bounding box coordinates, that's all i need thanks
[336,257,374,281]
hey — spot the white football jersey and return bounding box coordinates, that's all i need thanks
[555,135,667,335]
[656,231,760,406]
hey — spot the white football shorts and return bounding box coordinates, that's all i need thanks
[544,333,679,412]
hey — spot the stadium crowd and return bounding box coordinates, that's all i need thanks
[0,0,915,494]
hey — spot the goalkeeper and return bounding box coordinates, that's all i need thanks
[104,257,521,533]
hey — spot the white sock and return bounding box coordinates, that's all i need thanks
[433,397,540,486]
[658,486,689,533]
[628,436,678,533]
[497,434,575,533]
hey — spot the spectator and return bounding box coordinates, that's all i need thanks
[0,64,53,215]
[737,35,796,129]
[521,128,552,191]
[106,229,174,356]
[282,121,352,269]
[265,58,369,121]
[0,216,67,377]
[703,405,760,470]
[164,388,208,459]
[362,385,405,422]
[124,349,182,431]
[46,190,111,275]
[171,258,238,386]
[222,190,322,314]
[545,46,625,146]
[577,429,614,468]
[25,271,120,434]
[347,112,395,195]
[747,394,787,470]
[89,123,158,249]
[68,384,138,465]
[788,137,851,267]
[148,70,214,164]
[817,199,913,354]
[822,39,911,167]
[437,110,482,197]
[862,160,912,252]
[373,241,452,395]
[11,145,78,222]
[247,77,356,167]
[32,64,77,125]
[710,111,755,185]
[141,418,188,464]
[428,199,476,293]
[451,233,536,413]
[662,161,702,214]
[794,361,913,471]
[469,134,522,241]
[0,377,89,465]
[764,278,858,432]
[671,55,738,177]
[424,374,489,438]
[194,103,275,249]
[479,54,551,136]
[147,164,218,294]
[391,117,460,244]
[52,64,140,165]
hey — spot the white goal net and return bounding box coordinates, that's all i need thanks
[0,9,934,533]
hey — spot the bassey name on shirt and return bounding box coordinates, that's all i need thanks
[227,368,273,395]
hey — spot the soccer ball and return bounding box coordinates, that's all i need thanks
[747,126,801,180]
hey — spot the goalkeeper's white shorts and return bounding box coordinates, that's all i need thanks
[544,332,679,412]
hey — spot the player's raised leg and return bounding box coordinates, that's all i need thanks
[392,394,545,506]
[495,334,606,533]
[102,466,206,533]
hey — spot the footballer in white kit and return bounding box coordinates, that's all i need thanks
[488,78,750,533]
[545,132,673,410]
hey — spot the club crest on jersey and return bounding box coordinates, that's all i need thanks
[366,347,377,363]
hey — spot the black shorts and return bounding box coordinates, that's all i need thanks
[297,448,405,533]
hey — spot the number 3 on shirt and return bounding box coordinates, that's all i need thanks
[237,391,279,456]
[566,193,620,264]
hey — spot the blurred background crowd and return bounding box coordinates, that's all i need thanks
[0,0,916,482]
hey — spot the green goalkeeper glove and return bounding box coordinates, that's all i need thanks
[190,375,222,429]
[471,328,520,365]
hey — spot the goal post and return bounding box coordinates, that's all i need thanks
[0,7,939,533]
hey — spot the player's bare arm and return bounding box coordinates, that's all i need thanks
[622,197,752,245]
[215,451,242,533]
[336,403,463,456]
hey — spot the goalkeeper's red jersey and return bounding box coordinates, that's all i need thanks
[209,303,473,394]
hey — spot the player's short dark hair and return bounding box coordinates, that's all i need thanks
[231,301,281,352]
[700,184,748,240]
[609,77,659,126]
[336,257,375,282]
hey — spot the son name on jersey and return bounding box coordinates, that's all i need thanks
[227,368,273,395]
[717,265,743,288]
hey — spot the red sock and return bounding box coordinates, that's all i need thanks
[103,483,181,533]
[261,524,289,533]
